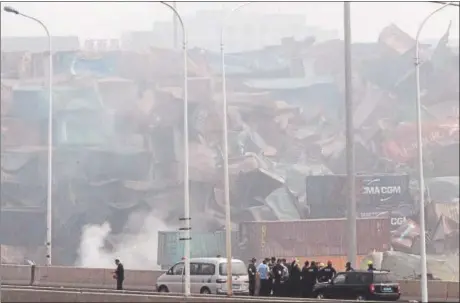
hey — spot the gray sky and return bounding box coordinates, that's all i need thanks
[1,1,459,43]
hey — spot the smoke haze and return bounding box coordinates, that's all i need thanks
[76,212,175,270]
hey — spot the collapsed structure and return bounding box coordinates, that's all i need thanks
[1,24,458,266]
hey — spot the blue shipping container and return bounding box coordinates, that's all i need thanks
[157,231,239,268]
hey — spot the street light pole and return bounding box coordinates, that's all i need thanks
[220,2,251,296]
[159,1,191,297]
[414,2,453,302]
[343,1,357,268]
[172,1,178,49]
[4,6,54,266]
[429,1,460,6]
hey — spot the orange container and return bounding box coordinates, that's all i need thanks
[239,218,391,258]
[295,255,366,271]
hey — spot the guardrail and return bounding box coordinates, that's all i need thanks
[1,264,458,300]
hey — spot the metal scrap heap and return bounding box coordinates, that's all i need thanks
[1,24,458,265]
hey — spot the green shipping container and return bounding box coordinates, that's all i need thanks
[157,231,239,268]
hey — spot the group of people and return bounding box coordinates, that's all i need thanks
[247,257,377,298]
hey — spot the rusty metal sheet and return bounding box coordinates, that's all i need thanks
[238,218,391,260]
[426,202,460,229]
[382,121,459,163]
[356,216,392,252]
[434,203,459,224]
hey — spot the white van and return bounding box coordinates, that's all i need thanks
[156,257,249,295]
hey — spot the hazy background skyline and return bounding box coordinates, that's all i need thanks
[1,1,459,46]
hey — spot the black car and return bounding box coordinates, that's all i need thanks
[312,270,401,301]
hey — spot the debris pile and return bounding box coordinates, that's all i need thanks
[1,24,458,264]
[362,250,459,281]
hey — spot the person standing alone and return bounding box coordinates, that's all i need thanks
[113,259,124,290]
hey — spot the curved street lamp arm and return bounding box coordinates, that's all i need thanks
[17,12,51,38]
[415,1,453,62]
[220,2,252,47]
[160,1,187,45]
[430,1,460,7]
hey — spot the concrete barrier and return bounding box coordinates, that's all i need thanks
[2,288,345,303]
[26,265,163,290]
[399,280,422,298]
[426,280,449,300]
[1,264,458,300]
[0,265,33,286]
[34,266,108,288]
[98,267,162,290]
[398,280,460,300]
[447,280,460,299]
[118,269,162,290]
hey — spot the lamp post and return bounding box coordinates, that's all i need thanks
[343,1,357,269]
[429,1,459,6]
[220,2,251,296]
[4,6,54,266]
[414,2,454,302]
[158,1,191,297]
[172,1,178,49]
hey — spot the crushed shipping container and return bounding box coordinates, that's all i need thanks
[305,174,414,221]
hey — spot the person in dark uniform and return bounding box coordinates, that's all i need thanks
[280,259,289,297]
[345,261,354,272]
[113,259,124,290]
[247,258,257,296]
[317,260,336,283]
[302,261,318,298]
[268,257,276,295]
[288,259,301,297]
[301,260,310,276]
[301,260,310,296]
[272,259,283,297]
[283,258,291,273]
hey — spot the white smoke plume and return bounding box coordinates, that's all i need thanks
[76,211,176,270]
